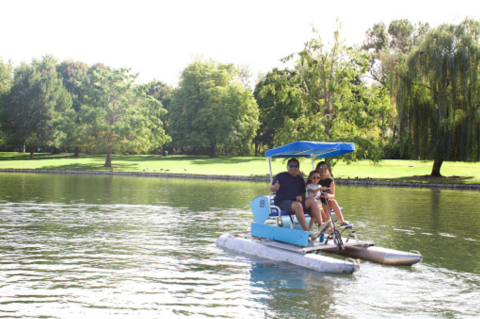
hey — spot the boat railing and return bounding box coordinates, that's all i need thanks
[268,193,283,227]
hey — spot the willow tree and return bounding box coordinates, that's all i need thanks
[396,18,480,176]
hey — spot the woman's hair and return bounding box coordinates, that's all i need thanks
[306,170,321,185]
[316,161,331,178]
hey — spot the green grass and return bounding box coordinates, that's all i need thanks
[0,152,479,184]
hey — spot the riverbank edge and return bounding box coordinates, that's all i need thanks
[1,168,480,190]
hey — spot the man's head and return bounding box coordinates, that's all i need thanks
[286,158,299,176]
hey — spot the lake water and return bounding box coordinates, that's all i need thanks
[0,173,479,318]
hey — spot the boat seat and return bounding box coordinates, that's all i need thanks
[269,210,310,217]
[267,193,345,230]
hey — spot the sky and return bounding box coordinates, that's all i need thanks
[2,0,480,87]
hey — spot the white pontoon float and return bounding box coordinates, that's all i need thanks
[216,141,423,274]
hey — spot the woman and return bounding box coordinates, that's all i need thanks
[316,161,352,228]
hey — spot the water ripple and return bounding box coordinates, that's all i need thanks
[1,186,479,318]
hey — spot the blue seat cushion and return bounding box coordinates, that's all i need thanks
[269,207,341,217]
[269,210,310,217]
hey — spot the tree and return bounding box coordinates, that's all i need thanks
[362,19,430,89]
[79,67,170,167]
[263,25,393,165]
[0,59,13,146]
[361,20,430,157]
[140,79,173,152]
[169,60,259,157]
[0,56,72,158]
[0,59,13,96]
[253,68,301,156]
[56,60,90,156]
[396,18,480,176]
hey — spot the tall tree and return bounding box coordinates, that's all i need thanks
[169,60,259,157]
[0,56,72,158]
[362,19,430,89]
[56,60,91,156]
[361,20,430,156]
[396,18,480,176]
[0,59,13,96]
[263,25,393,163]
[79,67,170,167]
[253,68,301,156]
[0,59,14,146]
[141,79,173,147]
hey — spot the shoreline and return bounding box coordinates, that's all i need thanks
[1,168,480,190]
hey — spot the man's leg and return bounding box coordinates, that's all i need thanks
[291,201,309,231]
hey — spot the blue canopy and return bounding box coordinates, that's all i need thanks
[265,141,355,159]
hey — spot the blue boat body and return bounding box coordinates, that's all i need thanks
[250,195,311,246]
[251,223,309,247]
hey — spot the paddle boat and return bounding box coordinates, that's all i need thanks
[216,141,423,274]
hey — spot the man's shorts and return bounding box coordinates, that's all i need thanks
[277,199,307,212]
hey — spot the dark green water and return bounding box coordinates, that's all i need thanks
[0,173,479,318]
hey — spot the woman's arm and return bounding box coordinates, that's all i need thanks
[328,180,336,199]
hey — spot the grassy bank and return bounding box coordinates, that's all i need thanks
[0,152,479,184]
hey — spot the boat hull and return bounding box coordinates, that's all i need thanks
[217,232,359,274]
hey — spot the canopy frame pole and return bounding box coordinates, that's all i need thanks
[268,157,273,183]
[311,154,315,171]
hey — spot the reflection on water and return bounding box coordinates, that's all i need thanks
[0,173,479,318]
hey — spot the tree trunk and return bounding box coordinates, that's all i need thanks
[431,158,443,177]
[30,148,35,160]
[73,146,80,158]
[104,150,112,168]
[254,141,259,157]
[209,143,217,158]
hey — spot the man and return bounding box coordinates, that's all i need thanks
[270,158,323,232]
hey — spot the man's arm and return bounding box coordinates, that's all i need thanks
[270,180,280,192]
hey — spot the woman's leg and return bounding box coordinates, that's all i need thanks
[305,197,323,231]
[321,204,332,232]
[328,200,345,224]
[308,201,323,230]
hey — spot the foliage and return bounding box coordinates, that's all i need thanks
[0,59,13,96]
[169,60,259,157]
[396,18,480,176]
[140,80,173,152]
[361,19,430,159]
[0,59,14,146]
[362,19,430,89]
[56,60,91,155]
[253,68,301,156]
[262,25,395,166]
[0,56,73,158]
[79,67,170,167]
